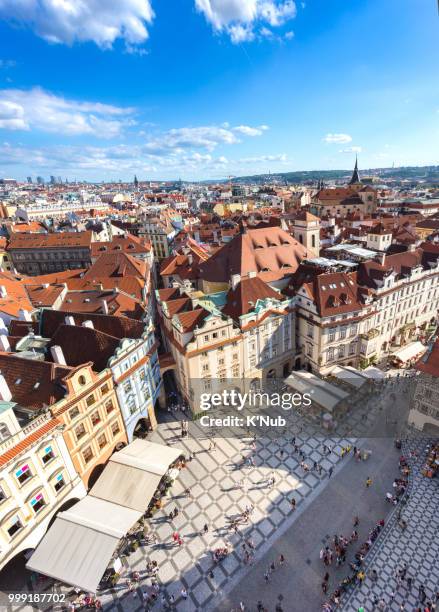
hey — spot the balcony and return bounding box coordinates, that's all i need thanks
[360,328,380,341]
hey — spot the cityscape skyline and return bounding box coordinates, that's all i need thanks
[0,0,438,181]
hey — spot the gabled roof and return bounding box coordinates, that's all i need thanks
[83,252,147,280]
[40,309,144,340]
[47,324,120,372]
[222,277,284,320]
[174,308,209,333]
[295,271,363,317]
[198,227,307,283]
[0,353,73,410]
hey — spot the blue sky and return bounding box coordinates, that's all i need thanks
[0,0,437,181]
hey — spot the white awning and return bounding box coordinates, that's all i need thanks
[391,341,426,363]
[329,365,368,389]
[284,371,349,412]
[26,497,141,593]
[89,439,183,511]
[90,462,161,512]
[26,440,183,592]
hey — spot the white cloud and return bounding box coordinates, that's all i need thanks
[0,87,135,137]
[0,0,154,50]
[0,100,27,130]
[339,146,362,153]
[0,141,287,180]
[143,123,268,152]
[233,124,268,136]
[195,0,297,43]
[0,59,16,69]
[239,153,287,163]
[323,133,352,144]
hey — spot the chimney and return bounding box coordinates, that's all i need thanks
[0,336,10,352]
[64,316,75,326]
[43,283,49,289]
[248,271,257,278]
[19,309,32,322]
[231,274,241,290]
[51,345,67,365]
[101,299,109,315]
[0,373,12,402]
[0,286,7,298]
[82,320,94,329]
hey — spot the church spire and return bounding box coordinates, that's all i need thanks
[349,155,361,185]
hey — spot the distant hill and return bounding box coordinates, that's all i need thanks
[215,165,439,185]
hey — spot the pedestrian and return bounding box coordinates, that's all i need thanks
[181,588,188,599]
[264,571,270,583]
[353,516,359,527]
[270,561,276,573]
[366,477,372,488]
[370,569,378,582]
[203,523,209,534]
[406,575,413,590]
[328,466,334,478]
[278,554,285,566]
[322,581,328,594]
[290,498,296,511]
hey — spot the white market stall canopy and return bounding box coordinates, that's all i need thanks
[284,371,349,412]
[391,341,426,363]
[26,439,183,593]
[328,365,369,389]
[26,497,142,593]
[362,366,386,380]
[90,439,184,511]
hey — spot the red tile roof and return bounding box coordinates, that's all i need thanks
[222,277,284,320]
[199,227,307,283]
[416,339,439,377]
[0,417,60,468]
[7,231,92,250]
[40,309,144,340]
[47,324,120,372]
[0,353,73,409]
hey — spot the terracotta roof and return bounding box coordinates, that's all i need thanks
[0,417,60,468]
[294,211,320,222]
[198,227,307,283]
[175,308,209,332]
[9,221,47,234]
[47,324,120,372]
[24,283,65,307]
[83,252,147,279]
[416,339,439,377]
[60,290,144,319]
[163,297,192,317]
[222,277,284,320]
[157,287,180,302]
[358,248,436,288]
[316,188,359,201]
[0,353,72,410]
[91,234,150,258]
[7,231,92,250]
[40,309,144,340]
[8,320,39,337]
[0,278,34,318]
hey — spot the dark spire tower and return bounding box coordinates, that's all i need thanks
[349,155,361,185]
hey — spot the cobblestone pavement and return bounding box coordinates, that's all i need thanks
[97,414,354,612]
[1,377,425,612]
[342,438,439,612]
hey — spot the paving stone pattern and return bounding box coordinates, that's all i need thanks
[341,437,439,612]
